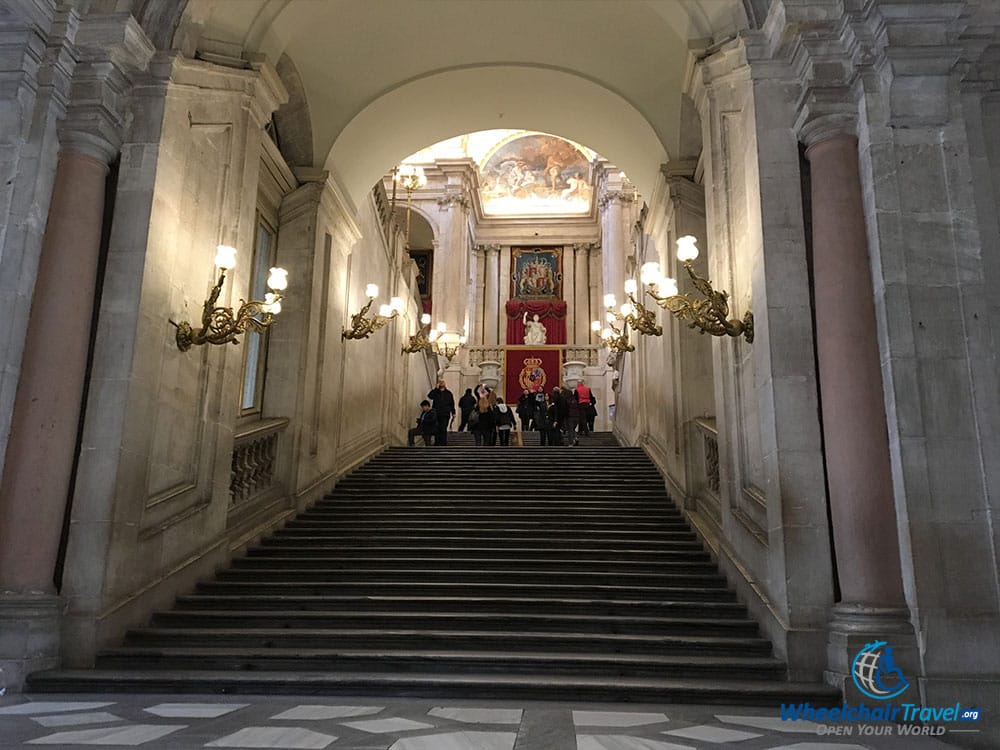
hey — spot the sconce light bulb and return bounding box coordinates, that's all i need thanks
[266,267,288,290]
[591,320,601,332]
[365,283,379,299]
[429,329,439,341]
[676,235,700,262]
[605,311,616,324]
[603,293,617,309]
[420,313,431,325]
[658,277,679,297]
[214,245,237,270]
[620,302,634,318]
[436,322,447,332]
[602,328,613,340]
[378,303,392,318]
[624,279,638,295]
[459,335,467,344]
[640,262,663,286]
[389,296,404,313]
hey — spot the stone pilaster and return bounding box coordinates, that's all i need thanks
[483,244,500,346]
[573,243,591,344]
[563,244,576,345]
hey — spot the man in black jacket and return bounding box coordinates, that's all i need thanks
[407,400,437,446]
[457,388,476,431]
[427,380,456,445]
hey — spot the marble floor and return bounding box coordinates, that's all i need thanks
[0,694,988,750]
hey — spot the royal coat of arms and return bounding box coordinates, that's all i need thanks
[518,357,547,392]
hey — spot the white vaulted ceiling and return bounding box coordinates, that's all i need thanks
[190,0,746,210]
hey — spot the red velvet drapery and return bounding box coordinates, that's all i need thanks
[505,347,562,401]
[505,300,567,345]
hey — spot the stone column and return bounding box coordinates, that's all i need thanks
[563,245,576,345]
[588,243,602,344]
[483,245,499,346]
[433,193,469,338]
[498,246,511,345]
[0,129,117,686]
[574,243,590,344]
[473,246,485,345]
[0,134,116,593]
[804,125,913,679]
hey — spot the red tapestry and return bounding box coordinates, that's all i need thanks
[505,300,567,345]
[504,348,562,402]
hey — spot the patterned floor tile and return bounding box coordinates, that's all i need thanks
[0,702,115,715]
[576,736,694,750]
[715,714,823,734]
[27,724,186,745]
[427,707,523,724]
[663,724,761,743]
[271,705,383,720]
[341,717,434,734]
[573,711,670,727]
[145,702,249,718]
[30,712,123,728]
[205,726,336,749]
[389,731,517,750]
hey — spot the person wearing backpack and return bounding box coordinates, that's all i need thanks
[494,397,517,446]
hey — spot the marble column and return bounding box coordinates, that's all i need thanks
[600,190,632,303]
[483,245,500,346]
[804,128,912,675]
[574,243,591,345]
[588,243,602,344]
[0,133,116,688]
[563,245,575,345]
[433,194,469,339]
[473,246,485,345]
[0,135,116,595]
[498,246,511,345]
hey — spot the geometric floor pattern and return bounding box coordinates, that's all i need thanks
[0,695,976,749]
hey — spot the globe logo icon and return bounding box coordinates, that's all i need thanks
[851,640,910,700]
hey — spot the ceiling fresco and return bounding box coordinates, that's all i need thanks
[478,133,593,216]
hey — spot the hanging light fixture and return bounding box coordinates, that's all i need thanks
[169,245,288,352]
[402,313,434,354]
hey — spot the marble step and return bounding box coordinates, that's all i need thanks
[244,543,706,557]
[146,610,760,636]
[192,580,737,600]
[120,627,773,656]
[231,554,712,570]
[170,594,751,618]
[93,647,785,679]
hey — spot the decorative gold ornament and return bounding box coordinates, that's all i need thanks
[342,283,403,340]
[170,245,287,352]
[402,313,434,354]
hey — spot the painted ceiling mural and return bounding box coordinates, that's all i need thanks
[478,133,593,216]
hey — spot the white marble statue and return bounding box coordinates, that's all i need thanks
[522,312,547,345]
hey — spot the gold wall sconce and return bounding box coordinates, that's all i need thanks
[342,283,403,340]
[429,323,466,363]
[170,245,287,352]
[593,315,633,355]
[402,313,433,354]
[639,236,754,343]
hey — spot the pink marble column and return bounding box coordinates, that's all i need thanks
[0,141,113,594]
[806,132,906,608]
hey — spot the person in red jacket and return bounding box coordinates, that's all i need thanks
[575,380,595,436]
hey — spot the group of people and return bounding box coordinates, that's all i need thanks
[408,379,598,447]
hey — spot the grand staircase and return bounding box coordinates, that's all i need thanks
[30,435,838,705]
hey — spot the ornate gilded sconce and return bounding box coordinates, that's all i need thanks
[342,283,404,340]
[593,310,634,355]
[402,313,433,354]
[641,236,754,343]
[429,322,466,363]
[170,245,287,352]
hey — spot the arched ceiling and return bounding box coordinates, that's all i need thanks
[189,0,746,210]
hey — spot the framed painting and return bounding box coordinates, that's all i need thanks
[408,249,432,300]
[511,247,562,300]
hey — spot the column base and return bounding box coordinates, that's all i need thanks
[0,593,63,692]
[824,602,917,702]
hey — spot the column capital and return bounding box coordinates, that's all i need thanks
[800,113,859,151]
[437,193,470,211]
[476,243,501,255]
[598,190,635,210]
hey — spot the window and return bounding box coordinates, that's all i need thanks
[240,218,276,414]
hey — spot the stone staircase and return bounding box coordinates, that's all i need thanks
[29,434,839,705]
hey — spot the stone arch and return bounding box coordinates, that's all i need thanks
[326,65,668,213]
